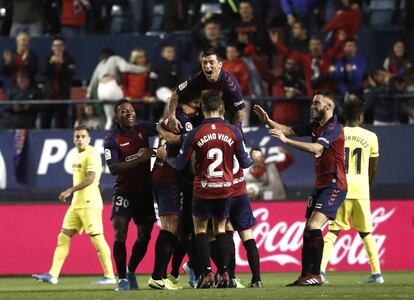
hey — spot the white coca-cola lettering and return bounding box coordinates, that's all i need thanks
[234,206,395,268]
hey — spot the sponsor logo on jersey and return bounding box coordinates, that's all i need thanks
[234,99,244,107]
[317,137,329,144]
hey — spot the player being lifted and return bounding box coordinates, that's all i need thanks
[320,95,384,284]
[104,99,158,291]
[254,90,347,286]
[33,126,115,285]
[156,90,254,288]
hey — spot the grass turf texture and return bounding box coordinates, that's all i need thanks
[1,272,413,300]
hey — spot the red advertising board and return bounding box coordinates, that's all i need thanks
[0,200,412,275]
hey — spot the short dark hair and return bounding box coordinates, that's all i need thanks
[114,98,132,113]
[73,125,91,135]
[201,48,222,61]
[314,89,335,102]
[344,38,357,45]
[52,35,65,43]
[201,90,224,114]
[343,94,364,122]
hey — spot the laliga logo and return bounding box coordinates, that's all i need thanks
[234,206,395,267]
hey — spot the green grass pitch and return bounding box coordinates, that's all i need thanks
[1,272,413,300]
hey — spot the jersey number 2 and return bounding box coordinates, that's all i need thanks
[207,148,224,177]
[345,147,362,174]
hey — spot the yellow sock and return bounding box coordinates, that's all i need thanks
[49,233,71,278]
[320,231,338,273]
[90,234,115,278]
[362,234,381,274]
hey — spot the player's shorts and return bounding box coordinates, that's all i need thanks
[62,206,104,235]
[153,181,181,216]
[328,198,373,232]
[192,197,230,220]
[111,190,156,225]
[229,194,257,231]
[306,184,347,220]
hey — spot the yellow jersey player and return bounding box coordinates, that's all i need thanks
[320,96,384,284]
[32,125,116,285]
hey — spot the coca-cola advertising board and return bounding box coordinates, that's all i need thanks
[0,200,412,274]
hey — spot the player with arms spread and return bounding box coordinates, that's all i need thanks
[167,48,246,133]
[320,96,383,284]
[157,90,254,288]
[33,125,115,285]
[254,90,347,286]
[104,99,158,291]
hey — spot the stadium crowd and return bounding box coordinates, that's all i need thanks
[0,0,413,130]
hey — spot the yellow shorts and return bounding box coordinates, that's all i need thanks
[62,207,104,235]
[328,198,373,233]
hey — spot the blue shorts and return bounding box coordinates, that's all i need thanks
[111,190,156,225]
[229,194,257,231]
[153,181,181,216]
[192,197,230,220]
[305,185,347,220]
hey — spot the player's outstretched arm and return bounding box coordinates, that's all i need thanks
[253,104,295,137]
[232,108,246,126]
[156,124,181,145]
[269,128,324,156]
[167,91,183,133]
[58,171,96,202]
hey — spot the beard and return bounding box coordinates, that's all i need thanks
[312,106,327,121]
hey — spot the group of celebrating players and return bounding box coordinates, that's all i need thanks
[32,48,384,291]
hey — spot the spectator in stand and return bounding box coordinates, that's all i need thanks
[222,44,250,96]
[10,0,43,37]
[272,57,307,125]
[41,36,75,129]
[329,38,366,96]
[229,0,273,56]
[190,0,239,29]
[364,69,405,125]
[1,31,38,99]
[74,103,105,130]
[192,16,227,60]
[60,0,90,37]
[7,69,43,129]
[163,0,189,33]
[383,40,412,79]
[122,48,150,120]
[287,20,310,53]
[322,0,362,46]
[86,48,148,130]
[269,30,344,96]
[148,45,181,121]
[280,0,323,33]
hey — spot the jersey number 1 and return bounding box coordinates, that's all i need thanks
[345,147,362,174]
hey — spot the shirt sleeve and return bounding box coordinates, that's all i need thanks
[316,124,342,149]
[165,129,196,170]
[292,122,316,137]
[370,133,379,158]
[175,74,199,100]
[233,126,253,169]
[103,134,119,166]
[137,121,158,136]
[223,72,246,111]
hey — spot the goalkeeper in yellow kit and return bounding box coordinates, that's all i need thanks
[320,96,384,284]
[32,125,115,285]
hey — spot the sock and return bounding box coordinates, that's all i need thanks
[362,233,381,274]
[215,233,230,274]
[301,230,312,277]
[309,229,324,275]
[128,238,150,273]
[90,234,115,278]
[188,237,201,278]
[226,231,236,279]
[113,241,127,279]
[49,233,71,278]
[320,231,338,273]
[210,239,221,271]
[195,233,212,276]
[152,230,177,280]
[243,239,261,282]
[171,238,188,278]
